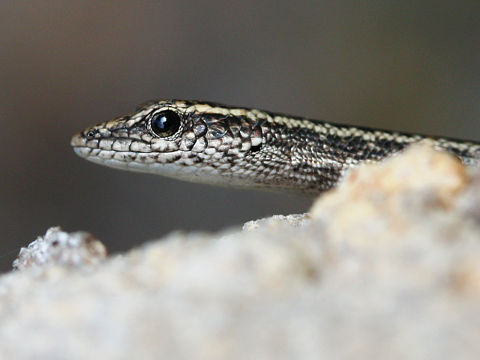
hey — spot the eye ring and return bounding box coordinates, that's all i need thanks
[149,110,182,138]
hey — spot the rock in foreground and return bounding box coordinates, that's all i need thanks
[2,145,480,359]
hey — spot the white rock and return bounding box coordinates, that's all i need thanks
[1,145,480,359]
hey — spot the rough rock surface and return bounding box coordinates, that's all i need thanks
[2,145,480,359]
[13,227,107,270]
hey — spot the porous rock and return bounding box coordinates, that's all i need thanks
[1,145,480,359]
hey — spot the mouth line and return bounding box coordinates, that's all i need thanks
[72,147,185,168]
[72,146,181,156]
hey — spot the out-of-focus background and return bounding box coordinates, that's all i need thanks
[0,1,478,270]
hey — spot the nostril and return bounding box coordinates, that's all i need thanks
[86,130,97,139]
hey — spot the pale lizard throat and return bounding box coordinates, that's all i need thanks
[71,99,480,195]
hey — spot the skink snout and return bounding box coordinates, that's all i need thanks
[70,132,86,148]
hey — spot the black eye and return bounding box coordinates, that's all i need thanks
[150,110,181,137]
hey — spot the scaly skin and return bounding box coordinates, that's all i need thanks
[71,100,480,195]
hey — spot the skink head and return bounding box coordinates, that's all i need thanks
[71,100,268,187]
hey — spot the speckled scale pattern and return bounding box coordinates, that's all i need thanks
[71,100,480,195]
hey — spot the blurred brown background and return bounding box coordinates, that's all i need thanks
[0,1,478,270]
